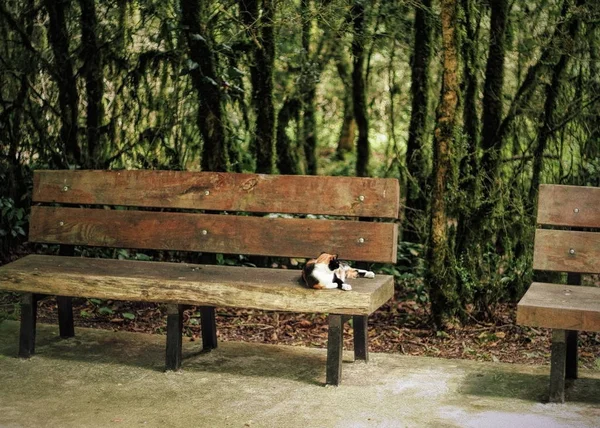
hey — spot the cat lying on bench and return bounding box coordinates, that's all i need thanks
[302,253,375,291]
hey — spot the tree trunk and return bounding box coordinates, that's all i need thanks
[403,0,432,242]
[427,0,459,328]
[79,0,104,168]
[479,0,509,195]
[240,0,275,174]
[529,0,583,205]
[455,0,481,256]
[352,0,370,177]
[334,41,356,157]
[301,0,317,175]
[180,0,229,172]
[45,0,80,166]
[276,98,301,175]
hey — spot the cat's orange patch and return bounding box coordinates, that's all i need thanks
[315,253,336,264]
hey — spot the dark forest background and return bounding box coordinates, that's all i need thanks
[1,0,599,328]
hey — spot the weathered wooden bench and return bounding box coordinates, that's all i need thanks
[0,170,399,385]
[517,184,600,402]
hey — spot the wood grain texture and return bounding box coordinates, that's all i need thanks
[533,229,600,273]
[516,282,600,332]
[0,255,395,316]
[537,184,600,228]
[33,170,400,218]
[29,206,398,263]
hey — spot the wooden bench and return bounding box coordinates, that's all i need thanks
[517,184,600,402]
[0,170,399,385]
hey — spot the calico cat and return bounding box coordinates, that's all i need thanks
[301,253,375,291]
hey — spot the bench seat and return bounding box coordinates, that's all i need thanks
[0,255,394,316]
[517,282,600,332]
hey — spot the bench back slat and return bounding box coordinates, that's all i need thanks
[30,206,398,263]
[537,184,600,228]
[33,170,400,219]
[533,229,600,274]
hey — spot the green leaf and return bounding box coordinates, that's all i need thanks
[99,307,114,315]
[89,298,103,305]
[122,312,135,320]
[135,253,152,261]
[80,310,92,318]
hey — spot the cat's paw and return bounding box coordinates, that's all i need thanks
[364,271,375,279]
[341,283,352,291]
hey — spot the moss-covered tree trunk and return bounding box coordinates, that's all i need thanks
[276,97,301,174]
[180,0,229,172]
[334,41,356,158]
[455,0,481,257]
[529,0,583,204]
[300,0,317,175]
[45,0,80,167]
[240,0,275,174]
[427,0,459,329]
[79,0,104,168]
[403,0,432,242]
[352,0,370,177]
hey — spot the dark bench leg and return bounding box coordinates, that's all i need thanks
[549,329,567,403]
[57,296,75,338]
[326,314,343,386]
[566,330,578,380]
[165,304,184,371]
[200,306,217,351]
[19,293,38,358]
[353,315,369,362]
[57,246,75,338]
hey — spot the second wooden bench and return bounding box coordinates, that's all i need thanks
[517,184,600,402]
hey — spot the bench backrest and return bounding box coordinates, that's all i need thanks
[30,170,400,263]
[534,184,600,275]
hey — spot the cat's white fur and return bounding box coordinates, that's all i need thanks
[311,262,352,290]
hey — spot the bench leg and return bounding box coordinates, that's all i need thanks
[19,293,38,358]
[200,306,217,351]
[326,314,343,386]
[549,329,567,403]
[57,296,75,338]
[353,315,369,362]
[566,330,578,380]
[165,304,184,371]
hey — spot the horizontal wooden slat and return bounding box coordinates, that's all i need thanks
[33,170,400,218]
[30,206,398,263]
[537,184,600,228]
[533,229,600,274]
[0,255,395,315]
[517,282,600,332]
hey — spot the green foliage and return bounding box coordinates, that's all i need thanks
[0,198,27,239]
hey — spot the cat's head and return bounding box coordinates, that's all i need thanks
[316,252,340,271]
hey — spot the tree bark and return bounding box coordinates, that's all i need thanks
[301,0,318,175]
[79,0,104,168]
[240,0,275,174]
[529,0,584,205]
[276,97,301,174]
[352,0,370,177]
[427,0,459,328]
[479,0,509,192]
[403,0,432,242]
[334,40,356,157]
[45,0,80,166]
[180,0,229,172]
